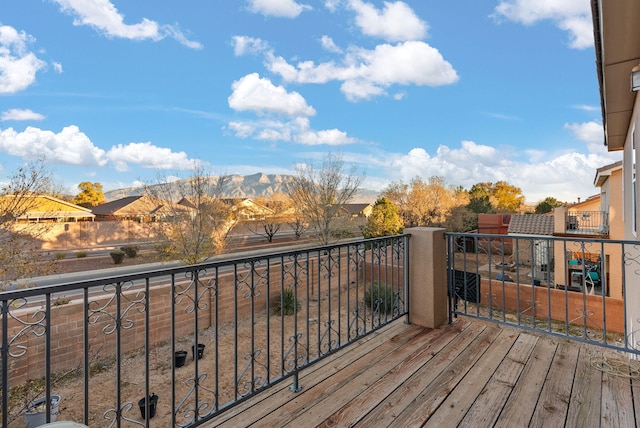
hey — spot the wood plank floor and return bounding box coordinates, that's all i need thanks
[203,318,640,427]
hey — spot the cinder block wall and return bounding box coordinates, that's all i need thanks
[4,256,355,386]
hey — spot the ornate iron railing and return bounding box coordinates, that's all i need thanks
[0,235,409,427]
[565,210,609,235]
[447,232,640,356]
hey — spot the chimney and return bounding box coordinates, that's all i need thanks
[577,197,581,203]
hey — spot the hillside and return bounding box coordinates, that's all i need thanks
[104,172,378,202]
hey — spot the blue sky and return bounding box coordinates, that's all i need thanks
[0,0,622,203]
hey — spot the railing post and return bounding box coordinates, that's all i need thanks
[405,227,447,328]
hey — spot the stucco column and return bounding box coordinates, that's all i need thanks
[405,227,448,328]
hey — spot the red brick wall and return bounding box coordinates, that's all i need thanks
[4,257,356,386]
[478,278,624,333]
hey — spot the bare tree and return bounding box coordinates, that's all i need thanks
[248,194,295,242]
[287,153,364,245]
[145,164,235,264]
[0,160,56,289]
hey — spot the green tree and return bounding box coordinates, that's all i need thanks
[287,153,364,245]
[73,182,105,207]
[467,183,493,213]
[535,197,564,214]
[362,197,404,238]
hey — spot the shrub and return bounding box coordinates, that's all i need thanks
[273,288,300,316]
[364,282,399,314]
[110,251,125,264]
[120,245,139,258]
[54,252,67,260]
[75,251,88,258]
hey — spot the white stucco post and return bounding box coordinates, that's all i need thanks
[405,227,448,329]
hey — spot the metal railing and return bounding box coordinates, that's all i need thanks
[0,235,409,427]
[565,210,609,235]
[446,232,640,356]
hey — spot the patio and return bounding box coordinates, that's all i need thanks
[206,317,639,427]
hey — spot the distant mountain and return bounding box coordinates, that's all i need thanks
[103,173,378,203]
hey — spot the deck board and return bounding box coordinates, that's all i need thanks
[457,333,538,427]
[203,318,639,428]
[529,342,580,427]
[566,347,602,426]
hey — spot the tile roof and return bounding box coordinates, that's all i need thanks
[507,214,554,236]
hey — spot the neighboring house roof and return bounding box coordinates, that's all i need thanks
[594,160,623,187]
[567,194,600,211]
[340,203,373,216]
[507,214,554,236]
[0,194,95,221]
[92,195,190,217]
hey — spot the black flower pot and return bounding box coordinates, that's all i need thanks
[192,343,205,360]
[175,350,187,367]
[138,393,158,420]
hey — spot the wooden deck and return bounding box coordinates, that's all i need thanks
[204,318,640,427]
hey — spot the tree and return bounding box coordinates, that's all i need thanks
[492,181,525,213]
[248,194,293,242]
[362,197,404,238]
[287,153,364,245]
[382,176,460,227]
[467,183,493,213]
[466,181,525,213]
[73,182,105,207]
[0,160,56,289]
[535,197,564,214]
[145,165,235,264]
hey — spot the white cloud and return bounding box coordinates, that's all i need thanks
[266,40,458,101]
[247,0,312,18]
[52,62,63,73]
[377,139,621,203]
[295,128,356,146]
[320,35,342,54]
[1,109,45,121]
[227,114,357,146]
[52,0,202,49]
[106,142,196,171]
[493,0,593,49]
[232,36,270,56]
[228,73,316,117]
[0,25,46,93]
[348,0,428,42]
[565,121,603,144]
[572,104,599,112]
[324,0,341,13]
[0,125,107,166]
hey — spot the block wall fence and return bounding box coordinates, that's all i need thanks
[4,259,361,386]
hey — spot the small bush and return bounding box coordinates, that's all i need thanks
[54,252,67,260]
[273,288,300,316]
[110,251,125,264]
[53,296,71,306]
[364,282,399,314]
[75,251,88,258]
[120,245,139,258]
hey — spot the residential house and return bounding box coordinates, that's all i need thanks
[339,203,373,218]
[219,198,274,221]
[0,194,95,222]
[92,195,192,222]
[592,0,640,335]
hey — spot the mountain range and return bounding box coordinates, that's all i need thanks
[103,173,378,203]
